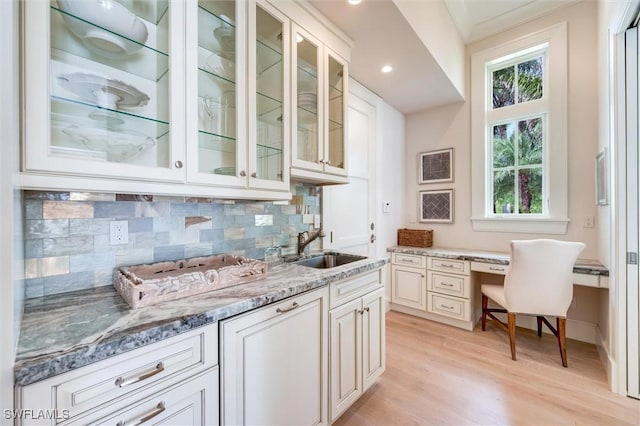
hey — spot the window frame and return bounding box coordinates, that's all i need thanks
[471,22,569,234]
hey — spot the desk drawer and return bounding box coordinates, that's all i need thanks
[428,257,470,275]
[471,261,508,275]
[427,271,470,298]
[392,253,427,268]
[427,293,471,322]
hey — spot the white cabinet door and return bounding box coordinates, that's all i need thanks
[221,288,328,426]
[362,287,385,392]
[23,0,187,182]
[391,265,427,311]
[329,297,362,423]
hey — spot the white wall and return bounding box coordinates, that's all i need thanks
[1,0,22,412]
[405,1,599,258]
[393,0,465,100]
[375,101,405,261]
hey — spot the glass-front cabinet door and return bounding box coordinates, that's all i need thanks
[186,0,245,187]
[324,50,348,177]
[24,0,186,182]
[291,25,323,173]
[248,1,289,191]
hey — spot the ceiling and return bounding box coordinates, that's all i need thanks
[307,0,578,115]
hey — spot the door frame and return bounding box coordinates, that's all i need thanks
[612,0,640,397]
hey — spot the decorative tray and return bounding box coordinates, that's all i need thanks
[114,254,267,308]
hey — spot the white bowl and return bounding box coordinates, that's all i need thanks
[58,0,149,57]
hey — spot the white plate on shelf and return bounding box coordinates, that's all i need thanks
[61,125,156,162]
[57,0,149,57]
[57,72,150,109]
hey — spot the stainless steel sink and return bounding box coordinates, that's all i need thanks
[293,253,366,269]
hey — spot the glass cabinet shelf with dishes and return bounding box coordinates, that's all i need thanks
[24,0,185,182]
[291,24,348,182]
[186,0,289,191]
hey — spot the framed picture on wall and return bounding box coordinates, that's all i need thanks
[596,148,608,206]
[419,148,454,184]
[419,189,454,223]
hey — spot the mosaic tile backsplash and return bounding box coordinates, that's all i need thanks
[23,184,322,299]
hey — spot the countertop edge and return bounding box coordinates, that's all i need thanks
[14,257,389,387]
[386,246,609,276]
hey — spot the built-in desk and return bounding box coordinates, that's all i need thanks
[387,246,609,288]
[386,246,609,339]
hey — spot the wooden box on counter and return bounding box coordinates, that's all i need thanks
[114,254,267,308]
[397,228,433,248]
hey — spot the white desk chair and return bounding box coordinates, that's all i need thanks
[481,239,585,367]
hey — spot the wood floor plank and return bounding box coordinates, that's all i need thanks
[333,311,639,426]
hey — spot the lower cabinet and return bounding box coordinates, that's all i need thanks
[390,263,427,311]
[329,286,385,423]
[15,324,219,426]
[220,287,329,426]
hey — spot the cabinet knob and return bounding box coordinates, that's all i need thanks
[251,172,257,178]
[319,160,324,164]
[240,170,246,177]
[326,160,331,165]
[174,160,183,169]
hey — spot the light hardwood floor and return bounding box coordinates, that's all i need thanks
[334,311,639,425]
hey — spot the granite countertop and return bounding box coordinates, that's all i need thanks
[15,254,389,387]
[387,246,609,276]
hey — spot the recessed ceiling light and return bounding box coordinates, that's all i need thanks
[348,0,362,5]
[296,34,304,43]
[381,65,393,73]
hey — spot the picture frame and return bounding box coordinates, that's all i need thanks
[596,148,608,206]
[419,189,454,223]
[419,148,454,184]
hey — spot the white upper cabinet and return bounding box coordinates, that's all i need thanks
[21,0,350,196]
[186,0,290,193]
[24,0,186,183]
[291,23,349,184]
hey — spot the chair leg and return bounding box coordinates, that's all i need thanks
[508,313,517,361]
[481,294,488,331]
[536,316,543,337]
[557,317,568,367]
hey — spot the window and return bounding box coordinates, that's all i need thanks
[471,23,568,234]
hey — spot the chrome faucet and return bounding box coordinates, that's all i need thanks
[297,228,325,255]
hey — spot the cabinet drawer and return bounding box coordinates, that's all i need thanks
[427,293,471,322]
[427,271,470,298]
[330,270,383,309]
[19,324,217,423]
[471,261,508,275]
[392,253,427,268]
[428,257,470,275]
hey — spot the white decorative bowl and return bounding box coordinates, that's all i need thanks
[58,0,149,57]
[205,51,235,80]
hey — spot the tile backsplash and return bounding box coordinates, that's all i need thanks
[23,184,322,298]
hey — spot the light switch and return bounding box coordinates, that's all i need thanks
[383,202,391,213]
[314,214,321,228]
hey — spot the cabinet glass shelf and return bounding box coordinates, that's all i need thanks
[198,130,237,153]
[256,143,284,158]
[198,4,236,55]
[50,6,169,82]
[52,96,169,135]
[257,92,283,126]
[257,39,282,77]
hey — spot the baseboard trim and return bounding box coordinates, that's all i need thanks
[390,303,475,331]
[596,326,618,393]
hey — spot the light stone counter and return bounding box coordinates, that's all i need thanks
[386,246,608,276]
[15,255,389,387]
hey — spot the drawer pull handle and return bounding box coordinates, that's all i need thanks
[364,307,370,312]
[115,362,164,388]
[276,301,299,313]
[117,401,166,426]
[441,304,454,310]
[440,264,455,268]
[489,266,504,271]
[441,283,454,287]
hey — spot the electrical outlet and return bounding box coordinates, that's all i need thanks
[110,220,129,245]
[583,216,595,228]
